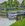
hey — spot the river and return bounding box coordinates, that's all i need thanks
[0,16,16,26]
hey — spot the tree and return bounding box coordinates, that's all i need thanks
[21,0,25,6]
[0,1,7,8]
[8,0,19,10]
[0,0,19,10]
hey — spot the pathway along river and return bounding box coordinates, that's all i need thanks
[0,16,16,26]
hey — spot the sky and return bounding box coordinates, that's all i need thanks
[0,0,8,3]
[17,0,23,4]
[0,0,23,4]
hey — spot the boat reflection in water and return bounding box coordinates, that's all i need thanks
[8,11,17,20]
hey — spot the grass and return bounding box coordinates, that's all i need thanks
[10,18,25,26]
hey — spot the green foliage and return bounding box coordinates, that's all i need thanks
[0,0,19,8]
[0,0,21,11]
[23,0,25,6]
[10,18,25,26]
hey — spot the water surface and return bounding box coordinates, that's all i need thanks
[0,16,16,26]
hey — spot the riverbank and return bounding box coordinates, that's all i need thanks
[10,18,25,26]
